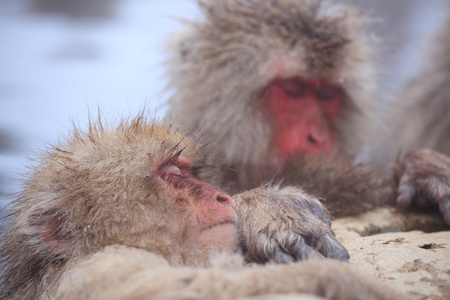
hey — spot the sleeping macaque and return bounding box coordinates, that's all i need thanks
[0,117,410,300]
[368,7,450,223]
[165,0,450,223]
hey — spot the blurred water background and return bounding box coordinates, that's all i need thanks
[0,0,448,210]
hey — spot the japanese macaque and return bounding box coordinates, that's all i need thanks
[165,0,450,223]
[368,7,450,223]
[0,117,411,300]
[166,0,376,180]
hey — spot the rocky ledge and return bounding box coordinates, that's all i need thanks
[333,208,450,300]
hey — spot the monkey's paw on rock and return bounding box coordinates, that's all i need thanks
[396,149,450,225]
[333,207,450,300]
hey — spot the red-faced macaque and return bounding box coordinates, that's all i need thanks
[165,0,450,223]
[368,7,450,224]
[167,0,376,173]
[1,116,373,299]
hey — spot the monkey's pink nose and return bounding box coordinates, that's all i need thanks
[306,132,333,153]
[217,195,229,204]
[216,193,232,206]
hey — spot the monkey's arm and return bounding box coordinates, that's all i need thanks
[281,156,397,218]
[279,152,450,224]
[232,185,349,263]
[54,245,411,300]
[396,149,450,224]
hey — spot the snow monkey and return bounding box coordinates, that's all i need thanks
[0,116,411,300]
[369,6,450,224]
[165,0,450,223]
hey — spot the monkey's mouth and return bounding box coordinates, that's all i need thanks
[200,219,236,232]
[199,217,239,252]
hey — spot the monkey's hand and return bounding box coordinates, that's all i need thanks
[232,185,349,264]
[396,149,450,224]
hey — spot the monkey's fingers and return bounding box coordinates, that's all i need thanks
[278,231,349,263]
[302,198,332,227]
[294,207,350,261]
[275,204,348,262]
[397,174,450,224]
[268,232,324,264]
[397,173,444,207]
[249,232,323,264]
[268,229,349,264]
[314,235,350,262]
[397,179,415,207]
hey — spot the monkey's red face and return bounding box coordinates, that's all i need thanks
[263,77,344,159]
[157,156,238,254]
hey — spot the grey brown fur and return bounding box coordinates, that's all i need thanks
[367,7,450,221]
[234,185,348,263]
[165,0,450,223]
[165,0,391,216]
[166,0,377,193]
[281,155,396,217]
[0,117,357,299]
[370,7,450,165]
[52,245,411,300]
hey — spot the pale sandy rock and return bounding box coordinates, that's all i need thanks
[333,208,450,300]
[242,294,325,300]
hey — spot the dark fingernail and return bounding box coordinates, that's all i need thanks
[397,193,412,207]
[397,183,415,208]
[338,248,350,262]
[416,193,432,208]
[440,196,450,225]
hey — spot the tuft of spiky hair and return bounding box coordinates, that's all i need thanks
[165,0,378,191]
[0,115,202,300]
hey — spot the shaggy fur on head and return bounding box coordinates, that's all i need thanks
[0,116,208,299]
[166,0,378,188]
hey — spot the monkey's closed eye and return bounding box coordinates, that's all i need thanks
[279,79,308,98]
[316,85,342,101]
[157,157,195,180]
[162,165,183,176]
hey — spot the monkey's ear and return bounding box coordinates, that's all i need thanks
[29,208,72,256]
